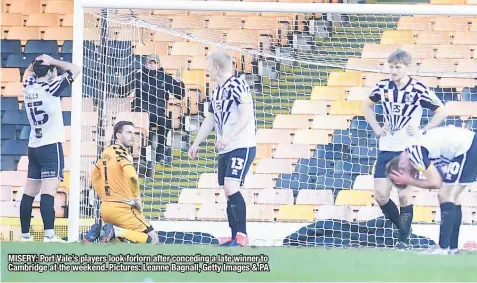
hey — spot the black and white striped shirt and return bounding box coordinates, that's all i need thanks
[208,76,256,154]
[369,77,443,151]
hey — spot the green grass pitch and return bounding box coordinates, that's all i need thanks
[1,242,476,282]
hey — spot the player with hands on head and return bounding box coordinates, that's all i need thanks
[386,126,477,255]
[91,121,159,244]
[188,51,256,247]
[20,54,81,242]
[362,49,448,249]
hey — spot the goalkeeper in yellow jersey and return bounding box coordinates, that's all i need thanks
[91,121,159,244]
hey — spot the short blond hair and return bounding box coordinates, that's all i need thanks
[207,51,233,72]
[388,49,412,66]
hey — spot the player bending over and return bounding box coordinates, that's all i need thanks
[387,126,477,255]
[188,51,256,247]
[91,121,159,244]
[20,54,81,242]
[362,49,448,249]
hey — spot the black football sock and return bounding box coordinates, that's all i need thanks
[226,201,237,240]
[398,205,413,243]
[40,194,55,237]
[228,191,247,235]
[380,199,401,230]
[450,205,462,250]
[439,202,455,249]
[20,195,35,235]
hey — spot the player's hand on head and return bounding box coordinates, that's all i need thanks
[389,169,412,187]
[36,54,54,66]
[188,144,199,160]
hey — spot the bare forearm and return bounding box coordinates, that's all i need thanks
[423,106,448,131]
[192,115,215,147]
[408,178,441,190]
[51,59,81,79]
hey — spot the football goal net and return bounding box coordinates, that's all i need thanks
[68,0,477,246]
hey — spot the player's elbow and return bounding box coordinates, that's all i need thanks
[428,176,442,190]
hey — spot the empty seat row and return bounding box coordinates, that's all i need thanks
[2,27,73,41]
[1,13,74,27]
[362,44,477,60]
[381,30,477,45]
[1,39,72,55]
[347,58,477,73]
[397,16,477,32]
[3,0,73,14]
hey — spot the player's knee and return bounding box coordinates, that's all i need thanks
[41,179,61,196]
[224,179,240,197]
[398,189,412,207]
[438,187,453,203]
[374,190,390,206]
[24,180,41,197]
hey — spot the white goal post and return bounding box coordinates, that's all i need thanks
[68,0,477,244]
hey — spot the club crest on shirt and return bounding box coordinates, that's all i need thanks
[404,92,416,104]
[215,102,222,111]
[383,89,389,100]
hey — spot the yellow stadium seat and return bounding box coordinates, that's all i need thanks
[189,11,223,17]
[445,101,477,116]
[61,14,74,27]
[353,175,374,191]
[471,18,477,31]
[400,45,435,59]
[415,31,452,45]
[158,55,189,71]
[473,48,477,59]
[335,190,374,206]
[0,171,27,187]
[274,144,311,159]
[197,173,220,189]
[328,71,362,87]
[315,205,353,221]
[189,56,208,70]
[171,42,203,56]
[1,186,13,202]
[208,16,242,29]
[311,86,346,101]
[296,190,334,206]
[293,129,331,145]
[243,174,275,190]
[61,97,72,111]
[1,13,22,27]
[152,10,188,16]
[25,13,59,27]
[439,78,477,88]
[171,15,205,29]
[397,16,433,31]
[329,101,364,116]
[433,16,470,32]
[5,0,41,14]
[460,191,477,207]
[2,82,22,99]
[273,114,311,129]
[414,76,439,88]
[362,44,400,59]
[115,112,149,137]
[414,191,439,207]
[346,58,383,72]
[225,30,267,47]
[181,70,206,94]
[43,27,72,41]
[453,31,477,45]
[42,1,74,14]
[456,59,477,72]
[381,30,414,44]
[197,204,227,220]
[134,42,169,56]
[256,189,294,205]
[413,206,435,223]
[435,45,472,59]
[1,68,20,83]
[419,59,457,73]
[256,144,274,160]
[430,0,466,4]
[164,204,196,220]
[4,27,41,41]
[382,61,419,74]
[363,73,390,87]
[256,129,293,144]
[277,205,314,222]
[255,159,295,174]
[178,189,217,204]
[247,205,274,221]
[1,201,21,217]
[151,31,186,43]
[291,100,328,115]
[189,29,226,43]
[356,207,385,221]
[311,115,349,130]
[347,87,372,101]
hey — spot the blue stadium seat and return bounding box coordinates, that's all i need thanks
[58,53,72,62]
[350,146,378,159]
[334,160,373,175]
[1,140,28,155]
[295,158,334,175]
[465,118,477,131]
[314,144,350,160]
[1,39,21,65]
[275,173,320,190]
[315,175,353,192]
[1,111,30,125]
[350,116,372,130]
[461,87,477,102]
[134,55,148,69]
[20,126,31,140]
[1,97,19,111]
[350,158,376,166]
[434,88,459,102]
[1,125,16,140]
[62,40,73,53]
[332,130,358,146]
[356,137,377,147]
[25,40,59,55]
[5,54,38,69]
[441,116,462,127]
[62,111,71,126]
[1,156,19,171]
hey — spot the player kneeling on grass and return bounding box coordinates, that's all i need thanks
[91,121,159,244]
[387,126,477,255]
[188,51,257,247]
[21,55,81,242]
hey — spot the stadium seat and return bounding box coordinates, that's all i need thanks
[413,206,435,223]
[461,87,477,101]
[1,110,29,125]
[0,171,27,187]
[25,40,59,54]
[246,205,274,221]
[329,101,363,116]
[314,205,353,221]
[439,78,477,89]
[25,13,59,27]
[465,117,477,130]
[419,59,457,73]
[257,144,274,160]
[197,204,227,221]
[397,16,432,31]
[181,70,206,94]
[4,0,41,14]
[171,15,205,29]
[352,175,374,191]
[452,31,477,45]
[61,14,74,27]
[275,173,320,190]
[334,160,372,175]
[164,203,196,220]
[5,54,38,69]
[380,30,414,44]
[256,189,294,205]
[436,45,472,59]
[327,72,362,87]
[277,205,314,222]
[178,189,217,204]
[1,186,13,202]
[296,190,334,206]
[256,159,295,174]
[1,125,16,140]
[433,16,470,31]
[430,0,466,4]
[208,16,242,29]
[413,191,439,207]
[347,87,372,101]
[0,201,20,217]
[256,129,293,144]
[441,116,463,127]
[293,129,331,145]
[1,97,18,111]
[314,144,351,160]
[171,42,203,56]
[61,40,73,53]
[414,76,439,88]
[42,1,74,14]
[415,31,452,45]
[291,100,328,115]
[273,114,311,129]
[295,158,334,176]
[43,27,73,41]
[150,31,186,43]
[243,174,275,190]
[356,206,384,221]
[346,58,383,72]
[362,44,400,59]
[1,13,22,27]
[400,45,435,59]
[4,27,41,41]
[274,144,311,159]
[2,82,22,100]
[456,60,477,73]
[197,173,220,189]
[363,73,389,87]
[460,191,477,207]
[1,39,21,64]
[310,86,346,101]
[335,190,374,206]
[311,115,349,130]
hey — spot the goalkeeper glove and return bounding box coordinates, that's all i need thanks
[132,197,143,214]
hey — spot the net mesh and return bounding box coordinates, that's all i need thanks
[78,8,477,246]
